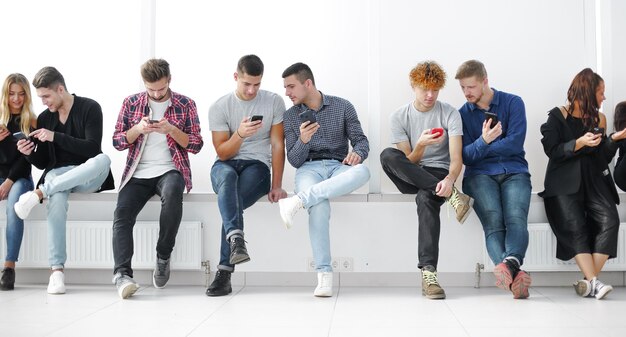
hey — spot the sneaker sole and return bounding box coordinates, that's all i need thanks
[493,264,513,291]
[119,283,139,299]
[421,289,446,299]
[573,280,591,297]
[206,286,232,297]
[230,254,251,265]
[511,271,531,299]
[458,198,474,224]
[278,200,293,229]
[14,205,30,220]
[595,286,613,300]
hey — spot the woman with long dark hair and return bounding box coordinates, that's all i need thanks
[540,68,626,299]
[0,73,37,290]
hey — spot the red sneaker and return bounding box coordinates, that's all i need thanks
[511,270,531,299]
[493,262,514,291]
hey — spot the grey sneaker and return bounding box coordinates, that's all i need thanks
[573,279,592,297]
[113,273,139,299]
[421,266,446,299]
[446,187,473,224]
[153,257,170,289]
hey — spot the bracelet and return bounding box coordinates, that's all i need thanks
[236,129,245,139]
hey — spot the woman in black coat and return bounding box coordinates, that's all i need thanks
[612,101,626,191]
[540,68,626,299]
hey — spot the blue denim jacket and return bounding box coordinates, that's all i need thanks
[459,89,529,177]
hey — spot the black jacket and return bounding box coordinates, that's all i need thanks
[539,107,619,204]
[27,95,114,191]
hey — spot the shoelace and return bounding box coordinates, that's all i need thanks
[448,190,461,209]
[156,261,168,275]
[422,271,439,285]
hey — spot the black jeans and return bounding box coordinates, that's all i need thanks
[112,170,185,277]
[380,148,447,269]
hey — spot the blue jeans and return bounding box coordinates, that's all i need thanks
[1,177,34,262]
[463,173,531,266]
[112,170,185,277]
[211,160,270,271]
[40,153,111,269]
[295,160,370,272]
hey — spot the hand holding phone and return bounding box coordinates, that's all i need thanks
[147,119,160,124]
[430,127,444,138]
[484,111,498,128]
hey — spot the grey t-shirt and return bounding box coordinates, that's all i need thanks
[209,90,285,168]
[390,100,463,170]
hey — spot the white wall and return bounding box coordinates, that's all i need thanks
[1,0,626,277]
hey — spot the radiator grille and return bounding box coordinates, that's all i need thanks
[0,221,202,270]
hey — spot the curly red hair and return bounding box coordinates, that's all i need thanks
[409,61,446,90]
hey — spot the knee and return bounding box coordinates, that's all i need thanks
[93,153,112,168]
[352,164,371,181]
[380,148,402,166]
[211,169,238,191]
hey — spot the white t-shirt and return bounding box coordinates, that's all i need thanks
[133,98,177,178]
[208,90,285,168]
[389,100,463,170]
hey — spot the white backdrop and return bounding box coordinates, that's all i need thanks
[0,0,623,194]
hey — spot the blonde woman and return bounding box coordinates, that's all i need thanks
[0,73,37,290]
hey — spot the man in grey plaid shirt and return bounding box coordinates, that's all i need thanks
[278,62,370,298]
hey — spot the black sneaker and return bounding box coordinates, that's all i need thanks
[0,267,15,291]
[206,270,232,297]
[229,236,250,265]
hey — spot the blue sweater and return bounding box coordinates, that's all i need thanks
[459,89,529,177]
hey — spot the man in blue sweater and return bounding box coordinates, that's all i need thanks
[455,60,531,299]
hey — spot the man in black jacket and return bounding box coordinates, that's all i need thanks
[14,66,114,295]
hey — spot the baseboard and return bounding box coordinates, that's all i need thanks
[11,269,626,288]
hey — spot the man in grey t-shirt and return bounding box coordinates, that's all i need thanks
[206,55,287,297]
[380,61,473,300]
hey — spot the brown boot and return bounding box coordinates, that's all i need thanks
[421,266,446,299]
[447,187,473,224]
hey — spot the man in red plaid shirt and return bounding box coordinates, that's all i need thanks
[111,59,203,299]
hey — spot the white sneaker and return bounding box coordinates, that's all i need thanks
[278,195,303,229]
[14,191,41,219]
[592,277,613,300]
[113,273,139,299]
[313,272,333,297]
[47,270,66,294]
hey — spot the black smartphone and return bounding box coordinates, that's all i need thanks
[13,132,29,140]
[484,111,498,128]
[148,119,159,124]
[299,110,316,124]
[250,115,263,122]
[592,127,605,135]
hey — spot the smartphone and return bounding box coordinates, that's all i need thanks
[148,119,159,124]
[299,110,316,124]
[592,127,605,135]
[430,127,444,138]
[484,111,498,128]
[250,115,263,122]
[13,132,29,140]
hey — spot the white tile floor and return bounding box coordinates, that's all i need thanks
[0,283,624,337]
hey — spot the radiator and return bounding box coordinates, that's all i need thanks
[483,223,626,271]
[0,221,202,270]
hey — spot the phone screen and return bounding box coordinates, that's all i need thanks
[250,115,263,122]
[13,132,28,140]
